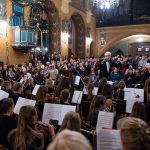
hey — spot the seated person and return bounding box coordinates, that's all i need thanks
[113,81,125,100]
[12,82,24,105]
[110,67,122,83]
[45,79,54,94]
[117,117,150,150]
[134,69,144,85]
[88,95,106,127]
[124,69,135,87]
[47,130,92,150]
[8,105,55,150]
[98,77,107,94]
[35,86,48,121]
[60,89,70,104]
[0,78,4,88]
[130,101,146,121]
[3,81,13,98]
[23,77,34,99]
[60,111,81,132]
[0,98,17,149]
[89,68,98,85]
[101,84,114,99]
[104,99,113,112]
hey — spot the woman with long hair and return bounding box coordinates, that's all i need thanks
[144,79,150,104]
[8,106,44,150]
[101,84,114,99]
[60,111,81,132]
[88,95,106,127]
[144,79,150,124]
[130,101,146,121]
[35,86,48,121]
[55,76,71,97]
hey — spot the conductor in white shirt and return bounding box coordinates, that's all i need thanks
[99,51,113,80]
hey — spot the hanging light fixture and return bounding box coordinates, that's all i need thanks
[93,0,119,10]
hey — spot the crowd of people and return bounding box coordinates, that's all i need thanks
[0,51,150,150]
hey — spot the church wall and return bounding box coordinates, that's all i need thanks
[96,24,150,57]
[0,0,96,64]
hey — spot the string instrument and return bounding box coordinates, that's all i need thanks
[81,120,95,132]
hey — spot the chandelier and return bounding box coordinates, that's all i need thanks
[93,0,119,9]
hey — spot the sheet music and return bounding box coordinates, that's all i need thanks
[107,81,114,85]
[72,90,83,104]
[83,86,99,96]
[42,103,76,125]
[42,103,61,124]
[92,87,99,95]
[20,78,24,83]
[59,105,76,125]
[124,88,144,113]
[14,97,36,114]
[74,76,81,85]
[96,111,114,131]
[32,84,40,95]
[97,129,122,150]
[146,63,150,67]
[0,90,9,100]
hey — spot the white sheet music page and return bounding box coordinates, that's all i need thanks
[97,129,122,150]
[124,88,144,113]
[32,84,40,95]
[92,87,99,96]
[74,76,81,85]
[59,105,76,125]
[107,81,114,85]
[14,97,36,114]
[83,86,98,96]
[72,90,83,104]
[133,89,144,102]
[96,111,114,131]
[42,103,76,125]
[42,103,61,124]
[0,90,9,100]
[20,78,24,83]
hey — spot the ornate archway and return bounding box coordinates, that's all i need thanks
[41,0,60,53]
[71,13,86,58]
[97,24,150,56]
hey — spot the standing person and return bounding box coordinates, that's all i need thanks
[99,51,113,80]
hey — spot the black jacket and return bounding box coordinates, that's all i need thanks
[0,115,17,148]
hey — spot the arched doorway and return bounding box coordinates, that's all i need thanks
[70,13,86,58]
[105,34,150,56]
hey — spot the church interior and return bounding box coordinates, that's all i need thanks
[0,0,150,150]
